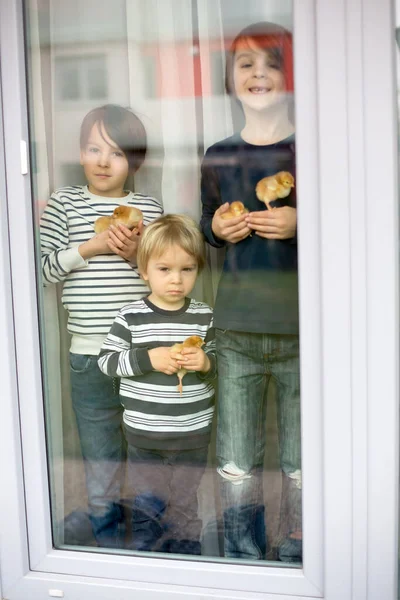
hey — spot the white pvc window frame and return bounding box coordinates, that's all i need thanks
[0,0,398,599]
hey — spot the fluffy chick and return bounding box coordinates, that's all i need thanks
[94,206,143,234]
[170,335,205,395]
[255,171,295,211]
[220,201,249,220]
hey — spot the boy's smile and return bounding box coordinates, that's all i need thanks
[233,42,286,113]
[80,122,129,198]
[142,245,199,311]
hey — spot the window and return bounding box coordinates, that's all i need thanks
[8,0,397,598]
[55,55,108,101]
[29,0,306,569]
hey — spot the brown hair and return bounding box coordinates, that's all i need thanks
[80,104,147,173]
[137,214,206,274]
[225,22,294,98]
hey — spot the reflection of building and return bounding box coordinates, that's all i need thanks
[37,0,292,189]
[55,55,108,102]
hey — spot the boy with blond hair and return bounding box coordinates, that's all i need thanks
[98,214,216,555]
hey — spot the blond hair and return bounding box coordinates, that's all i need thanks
[137,214,205,274]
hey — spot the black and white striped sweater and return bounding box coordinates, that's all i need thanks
[98,297,216,450]
[40,185,163,354]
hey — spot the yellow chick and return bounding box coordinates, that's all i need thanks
[94,205,143,234]
[255,171,295,211]
[220,201,249,220]
[170,335,205,395]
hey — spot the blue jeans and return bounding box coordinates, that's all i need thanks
[216,330,302,562]
[70,353,126,548]
[127,444,208,555]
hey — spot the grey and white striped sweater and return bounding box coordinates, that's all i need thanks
[98,297,216,450]
[40,185,163,354]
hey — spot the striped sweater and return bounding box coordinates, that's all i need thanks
[40,185,163,354]
[98,297,216,450]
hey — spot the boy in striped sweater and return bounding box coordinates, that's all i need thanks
[98,215,216,555]
[40,105,163,548]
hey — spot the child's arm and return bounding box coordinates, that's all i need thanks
[78,232,113,259]
[200,151,250,246]
[40,192,110,285]
[200,153,226,248]
[98,311,151,378]
[98,312,179,377]
[40,193,75,285]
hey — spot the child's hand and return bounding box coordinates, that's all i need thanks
[79,230,113,259]
[245,207,297,240]
[212,203,251,243]
[107,221,144,261]
[148,347,179,375]
[176,347,211,373]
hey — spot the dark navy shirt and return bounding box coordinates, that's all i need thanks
[200,133,299,334]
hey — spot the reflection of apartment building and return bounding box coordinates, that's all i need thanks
[51,39,222,192]
[52,37,295,189]
[55,54,108,102]
[44,0,292,187]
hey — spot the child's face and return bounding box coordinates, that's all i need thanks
[142,244,198,311]
[80,121,129,198]
[233,41,286,114]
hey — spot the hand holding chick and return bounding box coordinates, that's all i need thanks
[255,171,295,211]
[211,202,251,244]
[94,205,143,234]
[220,201,249,220]
[107,220,144,262]
[170,335,206,395]
[245,205,297,240]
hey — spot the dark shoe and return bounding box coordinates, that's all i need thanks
[63,510,95,546]
[129,493,166,552]
[278,536,302,564]
[90,501,126,549]
[163,539,202,555]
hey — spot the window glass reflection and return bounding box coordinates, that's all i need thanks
[396,3,400,597]
[26,0,301,565]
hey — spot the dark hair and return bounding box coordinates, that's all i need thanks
[80,104,147,174]
[225,22,294,98]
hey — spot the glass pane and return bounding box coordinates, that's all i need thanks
[86,56,108,99]
[396,3,400,597]
[55,58,81,100]
[25,0,301,566]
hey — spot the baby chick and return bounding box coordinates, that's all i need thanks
[220,201,249,220]
[170,335,205,395]
[255,171,295,211]
[94,205,143,234]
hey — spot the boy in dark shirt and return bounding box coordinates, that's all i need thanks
[201,22,301,563]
